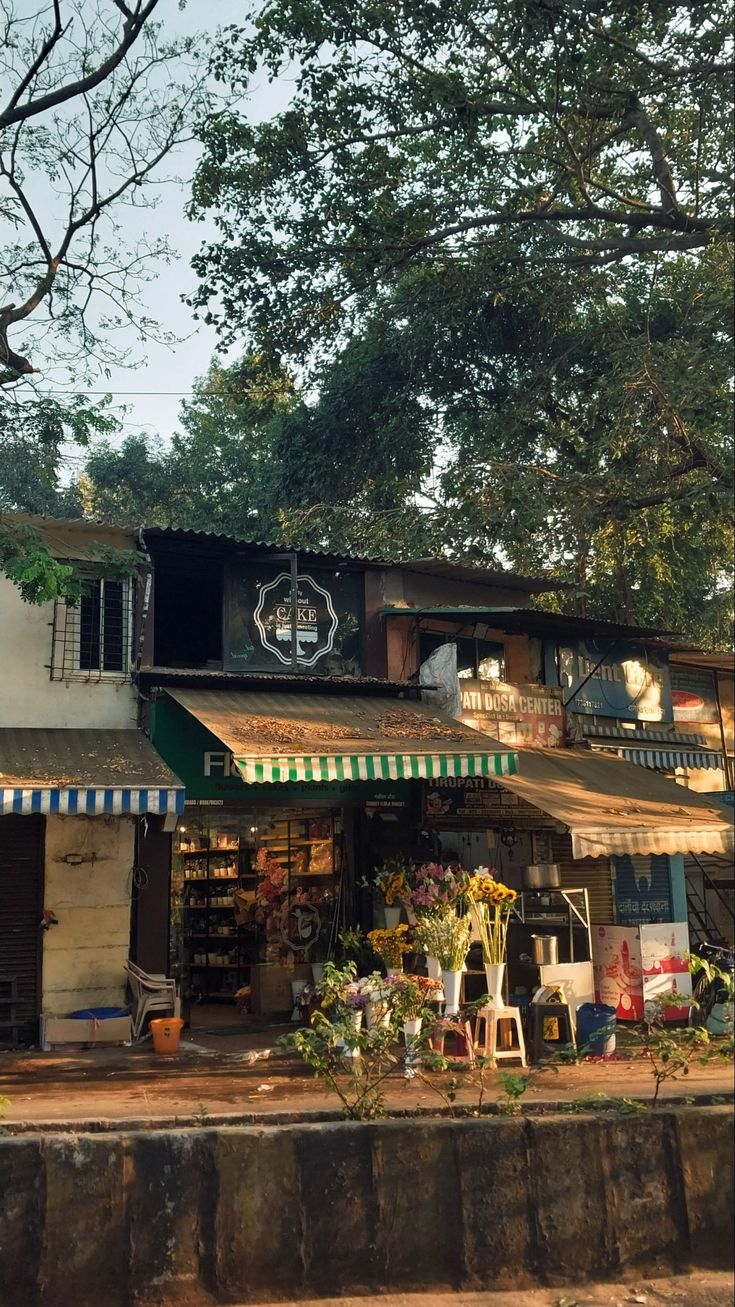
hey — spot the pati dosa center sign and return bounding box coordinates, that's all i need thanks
[459,680,564,746]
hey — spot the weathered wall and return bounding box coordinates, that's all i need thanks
[0,576,137,729]
[41,815,134,1013]
[0,1108,731,1307]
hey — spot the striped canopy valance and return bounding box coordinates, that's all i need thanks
[234,751,517,785]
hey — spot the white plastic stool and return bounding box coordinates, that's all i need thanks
[473,1005,527,1067]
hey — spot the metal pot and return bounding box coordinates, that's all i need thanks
[531,934,559,966]
[522,863,561,890]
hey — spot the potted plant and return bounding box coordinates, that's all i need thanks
[414,913,472,1016]
[463,867,518,1009]
[367,924,412,975]
[372,856,415,927]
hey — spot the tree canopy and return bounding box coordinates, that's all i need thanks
[182,0,733,647]
[190,0,733,362]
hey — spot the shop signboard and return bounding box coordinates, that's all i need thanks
[459,679,564,747]
[224,559,363,674]
[548,640,673,722]
[423,776,529,821]
[613,854,673,926]
[670,666,719,724]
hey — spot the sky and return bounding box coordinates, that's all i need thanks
[22,0,292,467]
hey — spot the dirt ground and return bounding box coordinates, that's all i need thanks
[240,1275,735,1307]
[1,1019,733,1128]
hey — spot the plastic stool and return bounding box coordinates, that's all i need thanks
[531,1002,576,1062]
[473,1006,527,1066]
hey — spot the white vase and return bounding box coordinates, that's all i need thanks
[442,969,463,1017]
[337,1008,363,1057]
[403,1016,422,1041]
[384,905,402,928]
[311,963,325,985]
[404,903,417,926]
[425,955,442,981]
[366,998,390,1030]
[386,965,402,978]
[484,962,506,1010]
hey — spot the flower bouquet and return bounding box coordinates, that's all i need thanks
[384,972,443,1054]
[413,912,472,1015]
[254,848,287,942]
[406,861,465,917]
[367,923,412,974]
[372,855,415,926]
[463,866,518,1009]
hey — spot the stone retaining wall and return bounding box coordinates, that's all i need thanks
[0,1108,732,1306]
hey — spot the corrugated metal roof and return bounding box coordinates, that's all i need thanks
[381,606,678,640]
[167,688,515,759]
[0,512,139,560]
[139,667,417,693]
[0,729,182,789]
[143,527,562,591]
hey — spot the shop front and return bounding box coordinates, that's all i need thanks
[150,688,517,1020]
[420,749,734,1021]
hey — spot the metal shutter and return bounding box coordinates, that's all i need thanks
[551,832,614,924]
[0,815,44,1046]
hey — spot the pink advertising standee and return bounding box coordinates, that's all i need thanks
[592,923,692,1022]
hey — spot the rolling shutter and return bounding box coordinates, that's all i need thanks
[0,815,44,1046]
[551,831,614,924]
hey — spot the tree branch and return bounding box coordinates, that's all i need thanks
[0,0,161,130]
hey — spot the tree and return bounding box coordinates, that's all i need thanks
[80,354,298,535]
[0,389,118,515]
[186,0,733,645]
[190,0,733,363]
[0,0,208,385]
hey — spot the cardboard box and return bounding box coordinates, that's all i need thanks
[250,963,312,1016]
[41,1014,132,1050]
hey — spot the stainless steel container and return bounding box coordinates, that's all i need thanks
[522,862,561,890]
[531,934,559,966]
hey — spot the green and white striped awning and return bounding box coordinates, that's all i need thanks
[167,688,516,786]
[235,751,516,785]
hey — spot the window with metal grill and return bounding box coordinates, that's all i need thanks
[50,575,132,682]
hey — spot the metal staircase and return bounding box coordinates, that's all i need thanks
[685,854,734,949]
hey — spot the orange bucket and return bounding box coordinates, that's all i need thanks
[150,1017,184,1054]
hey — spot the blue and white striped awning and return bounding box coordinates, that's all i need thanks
[594,745,725,771]
[0,728,185,818]
[0,786,184,816]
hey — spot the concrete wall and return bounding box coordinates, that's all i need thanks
[0,1108,731,1306]
[0,576,137,729]
[41,815,134,1014]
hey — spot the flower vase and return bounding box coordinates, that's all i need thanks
[403,1016,422,1042]
[442,969,463,1017]
[383,905,402,928]
[310,962,325,986]
[337,1008,363,1058]
[366,999,390,1030]
[484,962,506,1009]
[425,954,445,1001]
[386,965,402,978]
[404,903,417,926]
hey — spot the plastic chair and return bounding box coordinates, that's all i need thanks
[124,960,180,1039]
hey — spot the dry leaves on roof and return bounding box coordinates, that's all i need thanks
[374,710,470,742]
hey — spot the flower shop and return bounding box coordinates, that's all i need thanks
[154,686,518,1028]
